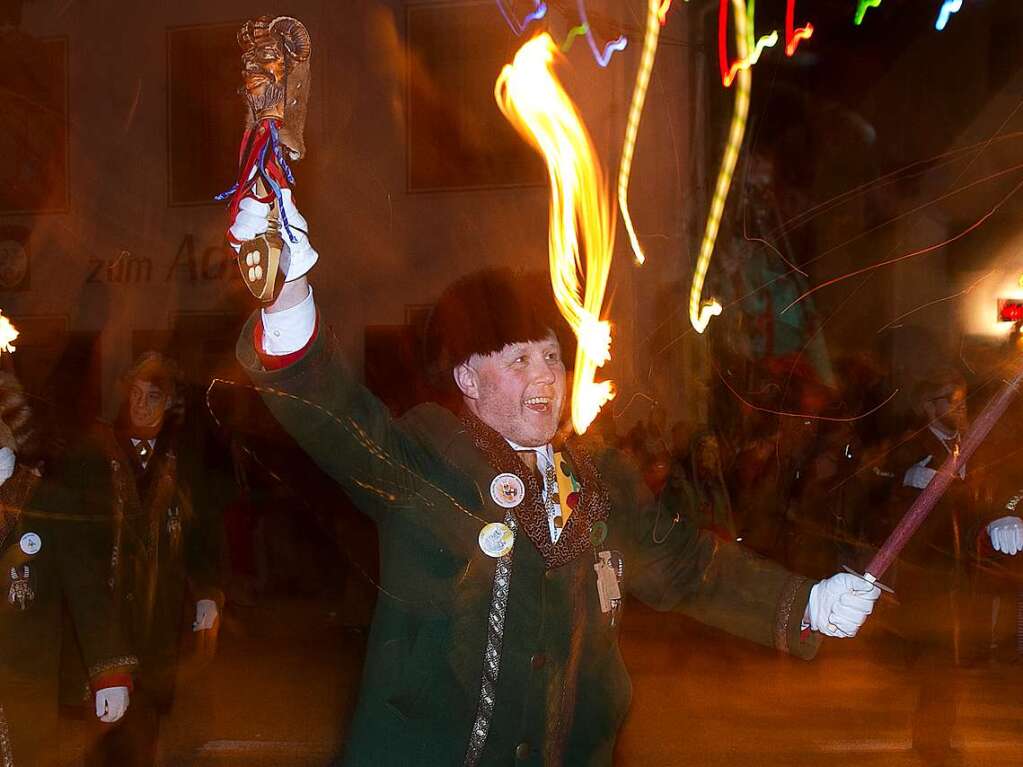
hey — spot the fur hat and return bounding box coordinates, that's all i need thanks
[423,268,571,390]
[0,372,36,454]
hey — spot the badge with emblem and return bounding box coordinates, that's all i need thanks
[19,532,41,556]
[478,522,515,558]
[490,473,525,509]
[8,565,34,609]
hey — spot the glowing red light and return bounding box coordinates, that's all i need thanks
[998,300,1023,323]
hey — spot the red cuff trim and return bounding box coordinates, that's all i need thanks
[91,673,133,694]
[254,314,318,371]
[800,626,812,642]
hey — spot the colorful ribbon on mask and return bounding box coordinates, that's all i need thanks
[216,118,299,245]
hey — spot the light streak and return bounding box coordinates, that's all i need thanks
[0,312,18,355]
[784,174,1023,313]
[935,0,963,31]
[495,0,547,36]
[495,34,616,434]
[657,0,690,25]
[719,0,778,88]
[785,0,813,56]
[576,0,628,68]
[561,23,588,52]
[693,0,751,333]
[854,0,881,26]
[617,0,663,265]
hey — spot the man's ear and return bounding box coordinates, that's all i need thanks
[453,362,479,400]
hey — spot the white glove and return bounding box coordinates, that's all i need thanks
[193,599,219,631]
[229,188,318,281]
[95,686,130,723]
[805,572,881,638]
[0,447,15,487]
[988,516,1023,555]
[903,455,936,490]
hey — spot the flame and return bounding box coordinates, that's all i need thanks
[691,0,751,333]
[0,312,18,355]
[618,0,663,266]
[495,34,615,434]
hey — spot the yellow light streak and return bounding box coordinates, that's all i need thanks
[691,0,751,333]
[617,0,662,265]
[0,312,18,355]
[495,34,615,434]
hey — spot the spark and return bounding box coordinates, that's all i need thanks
[935,0,963,31]
[0,312,18,355]
[692,0,751,333]
[785,0,813,56]
[716,363,900,423]
[495,0,547,36]
[784,175,1023,314]
[876,270,994,334]
[617,0,663,265]
[854,0,881,26]
[496,34,616,434]
[576,0,628,68]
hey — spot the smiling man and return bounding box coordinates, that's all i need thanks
[231,194,880,766]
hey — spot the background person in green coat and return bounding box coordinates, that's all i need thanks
[227,192,881,766]
[0,371,136,767]
[49,353,223,767]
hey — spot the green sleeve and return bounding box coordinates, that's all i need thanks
[30,452,138,681]
[234,313,465,522]
[602,449,821,660]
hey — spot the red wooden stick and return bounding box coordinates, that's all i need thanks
[865,364,1023,581]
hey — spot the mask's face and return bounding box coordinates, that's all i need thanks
[129,381,170,434]
[456,333,566,447]
[241,36,286,119]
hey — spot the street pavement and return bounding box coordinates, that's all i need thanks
[58,596,1023,766]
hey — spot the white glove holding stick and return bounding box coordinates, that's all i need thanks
[805,572,881,638]
[229,188,318,283]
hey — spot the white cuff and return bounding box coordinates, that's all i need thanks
[260,286,316,355]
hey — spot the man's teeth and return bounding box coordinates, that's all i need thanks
[525,397,551,406]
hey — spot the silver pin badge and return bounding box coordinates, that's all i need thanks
[19,532,41,556]
[478,522,515,558]
[490,473,525,509]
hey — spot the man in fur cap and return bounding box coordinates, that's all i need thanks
[43,352,222,766]
[228,197,880,765]
[0,372,136,766]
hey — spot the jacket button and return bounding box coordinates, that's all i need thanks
[530,653,545,670]
[515,742,530,760]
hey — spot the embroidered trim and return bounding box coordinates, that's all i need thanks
[460,412,610,570]
[463,512,518,767]
[774,575,808,653]
[0,703,12,767]
[88,655,139,678]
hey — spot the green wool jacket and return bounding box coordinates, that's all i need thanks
[0,465,137,766]
[237,315,819,767]
[42,425,222,707]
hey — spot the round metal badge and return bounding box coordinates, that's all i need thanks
[19,532,42,556]
[590,521,608,547]
[478,522,515,558]
[490,473,525,509]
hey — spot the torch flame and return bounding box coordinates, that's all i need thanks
[0,312,18,355]
[495,34,616,434]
